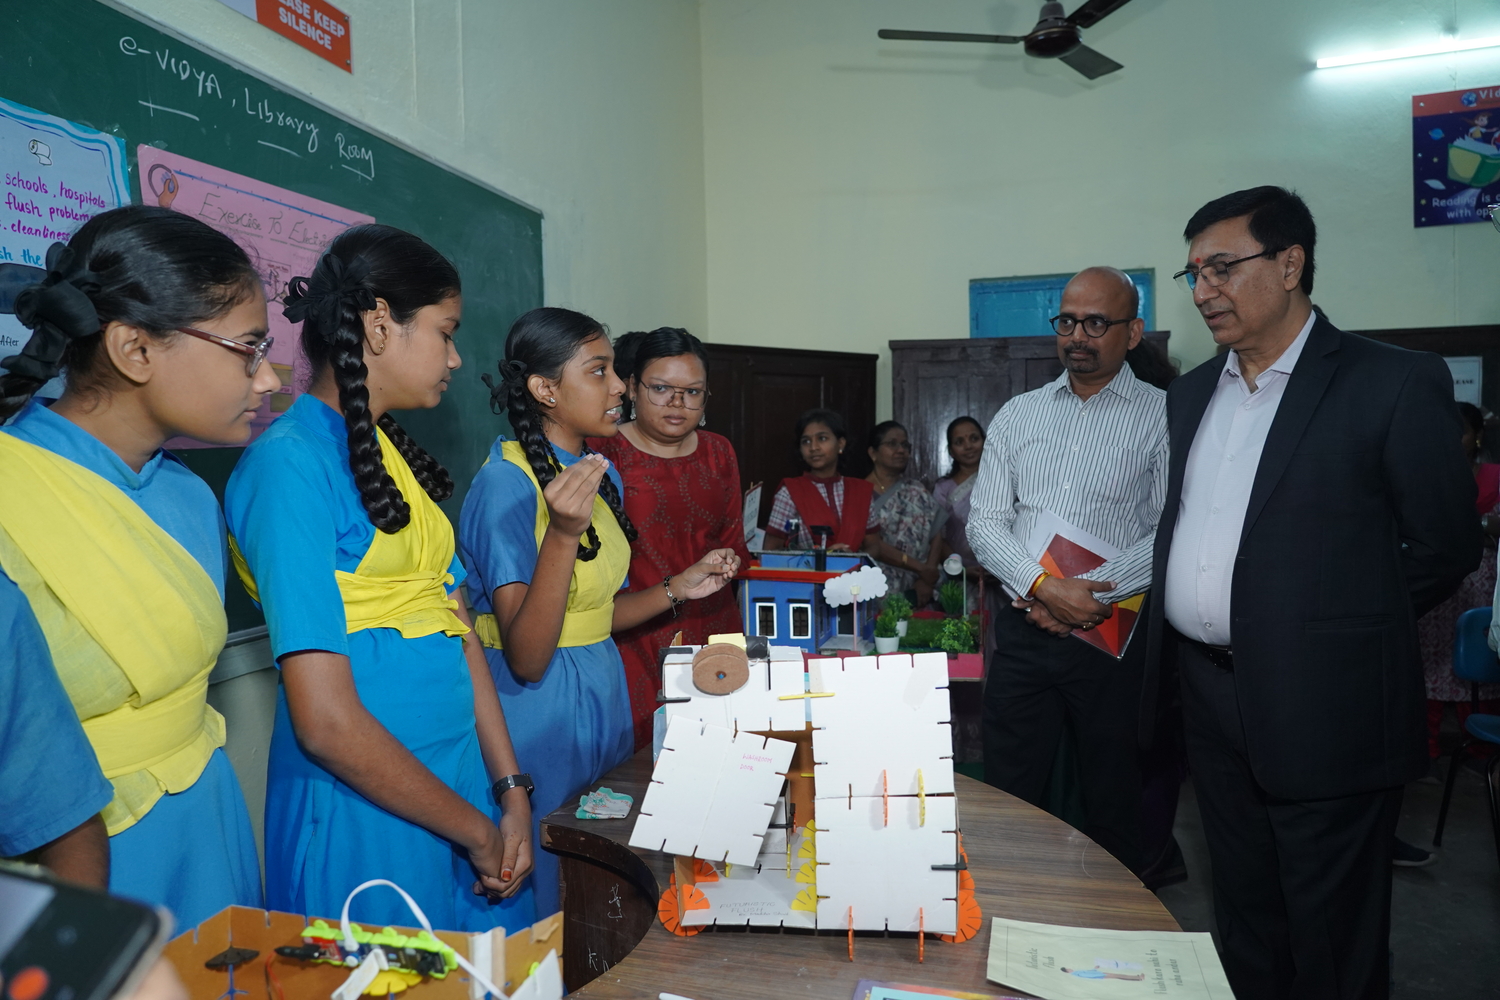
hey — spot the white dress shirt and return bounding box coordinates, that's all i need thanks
[1164,311,1316,645]
[966,364,1168,603]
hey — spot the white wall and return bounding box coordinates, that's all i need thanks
[699,0,1500,415]
[108,0,709,336]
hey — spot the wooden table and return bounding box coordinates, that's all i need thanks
[542,751,1178,999]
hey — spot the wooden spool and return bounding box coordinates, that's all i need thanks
[691,643,749,695]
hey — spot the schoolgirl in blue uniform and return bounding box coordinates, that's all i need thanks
[225,225,535,929]
[0,569,114,886]
[0,207,274,926]
[458,307,739,917]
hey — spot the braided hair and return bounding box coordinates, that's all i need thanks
[0,206,258,420]
[484,307,637,561]
[286,225,457,533]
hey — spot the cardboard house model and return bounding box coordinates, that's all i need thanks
[737,551,880,654]
[634,639,981,951]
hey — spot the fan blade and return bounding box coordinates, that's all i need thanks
[1059,44,1124,78]
[878,29,1023,44]
[1065,0,1135,29]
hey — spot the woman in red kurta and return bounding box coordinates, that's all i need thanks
[589,328,751,749]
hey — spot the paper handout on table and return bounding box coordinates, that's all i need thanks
[629,716,794,865]
[1019,510,1142,659]
[851,982,1023,1000]
[986,917,1233,1000]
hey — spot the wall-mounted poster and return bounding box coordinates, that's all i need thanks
[0,95,130,384]
[136,146,372,446]
[1414,84,1500,228]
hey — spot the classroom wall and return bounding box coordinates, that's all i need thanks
[698,0,1500,416]
[108,0,709,336]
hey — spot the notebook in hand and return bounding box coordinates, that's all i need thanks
[1027,512,1142,660]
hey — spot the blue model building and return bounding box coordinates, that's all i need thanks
[738,550,878,654]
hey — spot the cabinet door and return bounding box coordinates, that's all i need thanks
[890,339,1018,486]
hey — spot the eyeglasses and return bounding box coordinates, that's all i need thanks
[1049,314,1133,338]
[640,382,709,410]
[178,326,274,376]
[1484,203,1500,234]
[1173,247,1287,292]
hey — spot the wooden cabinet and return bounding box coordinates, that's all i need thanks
[890,333,1170,485]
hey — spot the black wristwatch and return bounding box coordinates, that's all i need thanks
[491,774,534,805]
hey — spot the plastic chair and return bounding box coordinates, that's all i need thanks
[1432,606,1500,870]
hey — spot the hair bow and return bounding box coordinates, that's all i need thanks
[0,243,103,384]
[480,359,530,416]
[282,252,375,333]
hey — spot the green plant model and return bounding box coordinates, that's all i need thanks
[938,580,966,616]
[937,616,979,655]
[882,593,913,621]
[874,612,899,639]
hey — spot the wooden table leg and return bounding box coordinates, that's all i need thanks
[551,833,659,990]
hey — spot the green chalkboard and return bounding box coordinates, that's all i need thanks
[1,0,542,633]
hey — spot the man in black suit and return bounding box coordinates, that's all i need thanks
[1145,186,1480,1000]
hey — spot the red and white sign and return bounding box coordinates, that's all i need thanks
[215,0,351,72]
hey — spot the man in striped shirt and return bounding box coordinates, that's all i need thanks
[967,266,1168,876]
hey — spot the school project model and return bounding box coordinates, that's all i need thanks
[630,636,982,957]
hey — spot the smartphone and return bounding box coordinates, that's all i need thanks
[0,866,168,1000]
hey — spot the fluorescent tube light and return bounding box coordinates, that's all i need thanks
[1316,34,1500,69]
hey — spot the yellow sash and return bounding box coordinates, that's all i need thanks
[231,427,467,640]
[0,433,228,836]
[473,440,629,649]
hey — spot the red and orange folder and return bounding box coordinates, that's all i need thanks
[1023,511,1141,660]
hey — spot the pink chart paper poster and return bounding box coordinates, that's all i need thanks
[136,146,372,447]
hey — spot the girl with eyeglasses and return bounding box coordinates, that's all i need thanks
[587,327,752,750]
[225,225,536,929]
[0,205,278,927]
[460,308,739,917]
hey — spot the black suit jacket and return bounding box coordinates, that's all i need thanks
[1143,316,1480,800]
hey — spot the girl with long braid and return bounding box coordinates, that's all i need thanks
[0,206,275,926]
[224,225,535,929]
[458,307,740,917]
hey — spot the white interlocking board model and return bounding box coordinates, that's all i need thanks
[815,793,958,934]
[660,646,808,732]
[629,716,794,865]
[809,653,954,798]
[682,825,818,930]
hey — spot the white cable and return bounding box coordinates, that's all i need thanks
[338,878,509,999]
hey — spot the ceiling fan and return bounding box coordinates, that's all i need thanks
[878,0,1136,80]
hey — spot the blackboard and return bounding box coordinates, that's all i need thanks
[1,0,543,633]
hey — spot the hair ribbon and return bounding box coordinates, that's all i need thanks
[0,243,104,384]
[283,252,375,333]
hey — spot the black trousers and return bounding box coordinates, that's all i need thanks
[983,602,1145,873]
[1179,639,1401,1000]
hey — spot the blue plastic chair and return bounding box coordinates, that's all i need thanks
[1432,606,1500,870]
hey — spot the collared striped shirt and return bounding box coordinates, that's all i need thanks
[965,363,1168,602]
